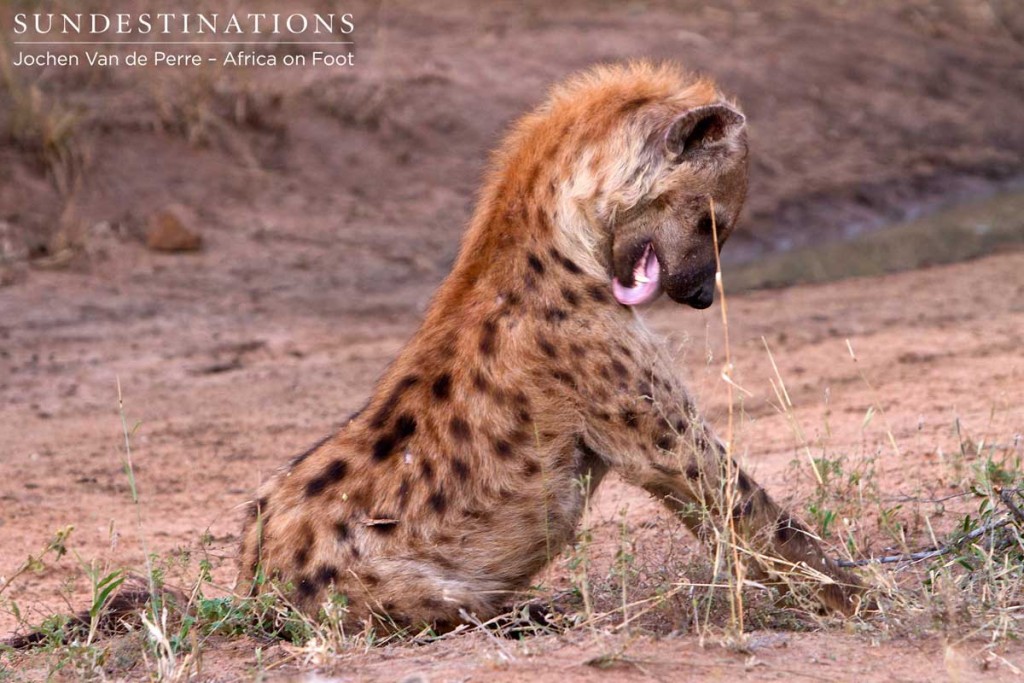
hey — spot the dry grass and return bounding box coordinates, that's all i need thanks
[0,30,85,265]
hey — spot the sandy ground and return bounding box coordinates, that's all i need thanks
[1,247,1022,680]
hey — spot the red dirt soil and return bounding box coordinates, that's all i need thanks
[1,250,1022,679]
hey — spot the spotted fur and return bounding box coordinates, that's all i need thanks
[238,62,864,629]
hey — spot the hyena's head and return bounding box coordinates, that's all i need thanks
[537,63,749,310]
[608,97,748,309]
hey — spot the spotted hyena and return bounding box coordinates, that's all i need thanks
[238,62,865,629]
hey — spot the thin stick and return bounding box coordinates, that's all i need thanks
[837,516,1011,567]
[999,488,1024,526]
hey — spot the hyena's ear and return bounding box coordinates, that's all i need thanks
[665,103,746,161]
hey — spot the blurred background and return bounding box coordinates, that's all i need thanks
[1,0,1022,311]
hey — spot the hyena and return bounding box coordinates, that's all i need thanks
[238,62,865,630]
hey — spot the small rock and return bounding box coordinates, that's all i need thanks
[146,210,202,252]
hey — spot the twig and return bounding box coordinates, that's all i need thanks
[884,491,975,505]
[837,516,1011,567]
[998,488,1024,526]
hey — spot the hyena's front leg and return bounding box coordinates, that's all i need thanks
[586,379,865,614]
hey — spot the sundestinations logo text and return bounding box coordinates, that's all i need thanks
[13,12,355,36]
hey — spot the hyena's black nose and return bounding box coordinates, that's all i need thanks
[686,275,716,309]
[664,260,717,309]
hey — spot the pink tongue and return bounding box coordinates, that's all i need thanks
[612,245,661,306]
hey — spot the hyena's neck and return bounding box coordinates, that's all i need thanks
[366,206,627,407]
[362,136,636,412]
[430,206,611,334]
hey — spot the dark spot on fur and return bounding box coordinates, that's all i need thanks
[480,319,498,356]
[432,373,453,401]
[429,488,447,514]
[596,410,611,422]
[523,459,541,477]
[360,571,380,587]
[552,369,573,385]
[372,434,396,461]
[587,283,609,303]
[656,434,677,452]
[675,418,688,433]
[561,287,579,307]
[549,247,583,275]
[305,458,348,497]
[371,413,417,462]
[334,520,351,542]
[537,336,558,359]
[527,252,545,275]
[315,565,338,587]
[420,459,435,482]
[651,463,683,476]
[544,307,568,323]
[396,374,420,390]
[395,413,417,439]
[494,438,513,459]
[297,575,317,599]
[452,457,470,481]
[610,359,629,379]
[369,375,419,429]
[620,408,639,428]
[421,596,446,611]
[507,427,531,447]
[685,463,700,479]
[449,416,472,442]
